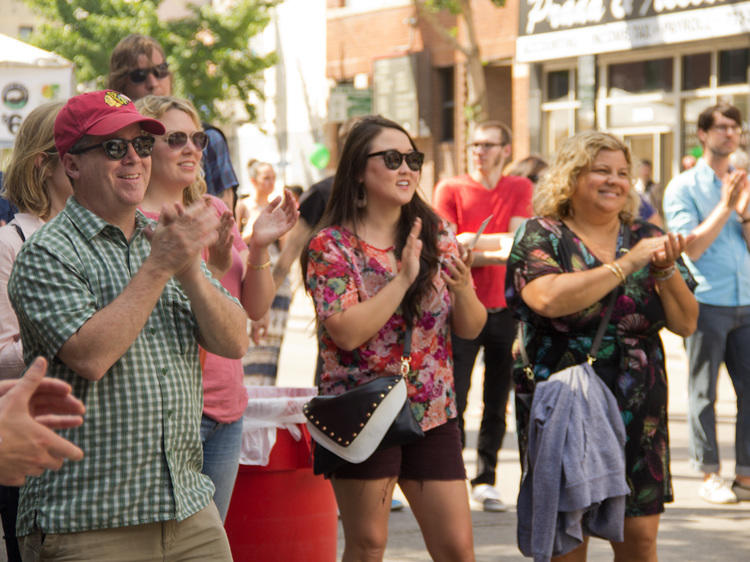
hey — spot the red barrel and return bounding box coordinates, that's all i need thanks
[224,424,338,561]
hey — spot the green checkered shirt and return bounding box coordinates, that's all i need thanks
[8,197,222,535]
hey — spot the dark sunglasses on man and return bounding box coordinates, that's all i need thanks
[367,149,424,171]
[129,62,170,84]
[69,136,156,160]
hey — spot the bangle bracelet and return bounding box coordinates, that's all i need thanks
[651,264,676,282]
[249,259,271,270]
[650,263,673,271]
[604,262,626,284]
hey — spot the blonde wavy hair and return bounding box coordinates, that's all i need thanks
[134,95,206,205]
[533,131,639,223]
[2,101,65,219]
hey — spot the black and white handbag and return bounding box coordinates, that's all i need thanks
[303,325,424,475]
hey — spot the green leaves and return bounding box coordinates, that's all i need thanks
[23,0,278,123]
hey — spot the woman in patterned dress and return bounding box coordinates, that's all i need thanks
[302,115,486,562]
[506,131,698,561]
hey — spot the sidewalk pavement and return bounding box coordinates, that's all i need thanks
[277,290,750,561]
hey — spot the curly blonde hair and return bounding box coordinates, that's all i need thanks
[2,101,66,218]
[134,95,206,205]
[533,131,639,223]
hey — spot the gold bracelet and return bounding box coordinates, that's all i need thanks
[249,259,271,270]
[603,262,626,284]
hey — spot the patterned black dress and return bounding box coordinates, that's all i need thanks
[506,217,696,516]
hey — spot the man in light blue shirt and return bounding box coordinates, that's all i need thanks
[663,102,750,504]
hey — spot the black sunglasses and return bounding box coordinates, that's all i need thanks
[165,131,209,150]
[129,62,170,83]
[70,136,155,160]
[367,150,424,171]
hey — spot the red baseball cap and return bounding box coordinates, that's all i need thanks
[54,90,165,158]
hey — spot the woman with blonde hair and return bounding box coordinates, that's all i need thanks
[507,131,698,561]
[0,101,70,378]
[135,95,297,520]
[0,100,71,562]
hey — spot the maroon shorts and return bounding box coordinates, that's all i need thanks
[330,418,466,481]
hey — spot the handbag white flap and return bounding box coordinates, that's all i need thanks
[306,377,408,464]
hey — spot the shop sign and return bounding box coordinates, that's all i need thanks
[1,70,70,147]
[329,84,372,122]
[517,0,750,61]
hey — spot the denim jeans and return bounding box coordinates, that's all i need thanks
[685,303,750,476]
[452,308,515,487]
[200,416,243,521]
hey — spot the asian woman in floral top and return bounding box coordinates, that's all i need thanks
[506,131,698,561]
[303,115,485,561]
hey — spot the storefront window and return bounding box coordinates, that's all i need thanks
[544,109,571,157]
[608,100,674,128]
[682,98,707,158]
[608,59,673,96]
[719,48,749,85]
[682,53,710,90]
[438,67,454,142]
[547,70,569,101]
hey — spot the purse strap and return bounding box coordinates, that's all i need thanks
[400,324,413,376]
[517,223,629,380]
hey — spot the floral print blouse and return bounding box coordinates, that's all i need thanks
[305,223,460,432]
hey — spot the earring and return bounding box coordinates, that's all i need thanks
[356,184,367,208]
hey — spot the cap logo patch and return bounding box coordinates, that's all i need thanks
[104,91,131,108]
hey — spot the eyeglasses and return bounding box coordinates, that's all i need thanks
[128,62,170,84]
[469,142,504,151]
[165,131,209,150]
[710,124,743,135]
[367,150,424,171]
[70,136,155,160]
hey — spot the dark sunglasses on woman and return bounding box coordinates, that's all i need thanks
[165,131,209,150]
[129,62,170,84]
[70,136,155,160]
[367,149,424,171]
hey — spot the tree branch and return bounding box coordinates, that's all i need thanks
[412,0,471,58]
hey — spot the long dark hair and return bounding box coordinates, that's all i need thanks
[301,115,442,325]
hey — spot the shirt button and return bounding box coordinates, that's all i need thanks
[167,409,174,418]
[161,368,167,376]
[149,328,156,335]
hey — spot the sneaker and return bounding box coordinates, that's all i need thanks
[698,474,738,504]
[731,481,750,501]
[471,484,507,512]
[390,498,404,511]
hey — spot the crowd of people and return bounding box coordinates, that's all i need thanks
[0,29,748,562]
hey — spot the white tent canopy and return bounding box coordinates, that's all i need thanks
[0,33,74,149]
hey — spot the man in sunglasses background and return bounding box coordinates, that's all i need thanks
[7,90,248,561]
[109,34,239,210]
[433,120,533,512]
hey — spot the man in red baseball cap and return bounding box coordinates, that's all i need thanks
[8,90,248,561]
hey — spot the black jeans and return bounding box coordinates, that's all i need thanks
[452,308,515,487]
